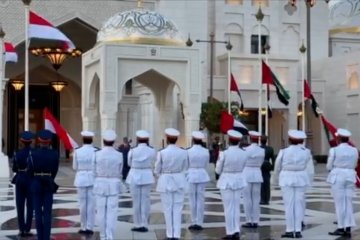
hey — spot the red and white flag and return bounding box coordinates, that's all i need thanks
[4,42,18,63]
[29,11,75,49]
[44,108,78,150]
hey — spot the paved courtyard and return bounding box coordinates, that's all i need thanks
[1,162,360,240]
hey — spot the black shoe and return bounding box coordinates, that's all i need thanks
[232,232,240,239]
[222,235,233,240]
[19,232,26,238]
[333,221,337,225]
[194,225,203,231]
[344,227,351,237]
[281,232,294,238]
[78,229,87,234]
[242,223,253,228]
[188,225,196,230]
[260,201,269,205]
[295,232,302,238]
[85,229,94,235]
[138,227,148,232]
[131,227,144,232]
[24,232,34,237]
[252,223,258,228]
[328,229,345,236]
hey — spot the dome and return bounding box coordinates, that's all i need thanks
[97,9,185,46]
[329,0,360,34]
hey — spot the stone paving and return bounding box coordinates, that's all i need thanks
[0,162,359,240]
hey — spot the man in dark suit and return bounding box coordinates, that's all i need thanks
[260,135,274,205]
[28,129,59,240]
[118,137,131,180]
[12,131,34,237]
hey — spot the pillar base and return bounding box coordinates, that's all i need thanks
[0,152,9,179]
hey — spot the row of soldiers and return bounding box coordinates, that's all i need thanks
[12,126,358,240]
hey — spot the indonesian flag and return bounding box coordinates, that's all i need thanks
[4,42,18,63]
[29,11,75,49]
[220,111,248,135]
[44,108,78,150]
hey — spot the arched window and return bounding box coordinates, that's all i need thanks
[250,25,270,54]
[224,23,243,53]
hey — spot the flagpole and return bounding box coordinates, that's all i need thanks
[23,0,32,131]
[264,44,270,137]
[300,41,306,132]
[256,7,264,136]
[227,50,231,114]
[0,27,5,154]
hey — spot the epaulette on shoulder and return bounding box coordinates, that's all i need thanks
[148,145,154,148]
[94,148,101,152]
[75,146,81,150]
[301,147,306,150]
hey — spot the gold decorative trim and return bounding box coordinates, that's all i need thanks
[330,26,360,35]
[99,37,185,46]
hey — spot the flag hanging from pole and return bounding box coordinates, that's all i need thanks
[304,80,319,117]
[320,115,337,147]
[220,111,248,135]
[4,42,18,63]
[266,84,273,118]
[29,11,75,49]
[44,108,78,150]
[262,60,290,106]
[230,73,244,111]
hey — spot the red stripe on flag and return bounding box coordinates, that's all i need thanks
[4,42,16,53]
[304,80,312,100]
[262,60,273,85]
[220,111,234,134]
[30,11,54,27]
[230,74,239,92]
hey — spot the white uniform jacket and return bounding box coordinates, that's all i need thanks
[243,143,265,183]
[126,143,156,185]
[154,144,188,192]
[93,146,124,196]
[274,145,312,187]
[186,144,210,183]
[215,146,248,190]
[326,143,358,184]
[72,144,98,187]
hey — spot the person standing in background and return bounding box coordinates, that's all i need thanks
[12,131,35,237]
[118,137,131,180]
[260,135,274,205]
[126,130,156,233]
[186,131,210,231]
[73,130,98,235]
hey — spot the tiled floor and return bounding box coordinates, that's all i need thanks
[0,163,359,240]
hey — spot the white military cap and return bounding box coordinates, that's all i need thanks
[192,131,205,140]
[249,130,261,137]
[288,129,306,139]
[81,130,94,138]
[336,128,351,137]
[136,130,150,139]
[165,128,180,138]
[227,129,242,140]
[102,129,117,141]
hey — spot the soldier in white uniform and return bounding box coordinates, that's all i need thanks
[327,128,358,238]
[273,130,313,239]
[186,131,210,231]
[126,130,156,233]
[93,130,123,240]
[242,131,265,229]
[154,128,188,240]
[215,130,247,240]
[72,130,98,235]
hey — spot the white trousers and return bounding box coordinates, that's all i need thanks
[220,189,242,235]
[331,180,356,228]
[130,184,152,227]
[77,186,95,231]
[243,182,261,224]
[160,191,185,238]
[281,186,306,232]
[189,182,206,225]
[96,195,118,240]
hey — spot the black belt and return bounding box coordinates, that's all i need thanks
[34,172,51,176]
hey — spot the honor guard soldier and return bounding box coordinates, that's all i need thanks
[154,128,188,240]
[215,130,248,240]
[28,129,60,240]
[12,131,34,237]
[93,130,123,240]
[126,130,156,233]
[273,130,313,239]
[260,135,274,205]
[186,131,210,231]
[242,131,265,229]
[73,130,98,235]
[327,128,358,238]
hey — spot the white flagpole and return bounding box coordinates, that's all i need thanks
[0,27,5,154]
[300,41,306,132]
[265,47,269,137]
[23,0,31,131]
[256,7,264,136]
[227,51,231,114]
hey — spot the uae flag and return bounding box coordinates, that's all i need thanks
[320,115,337,147]
[44,108,78,150]
[4,42,18,63]
[220,111,248,135]
[304,80,320,117]
[230,73,244,111]
[262,60,290,106]
[29,11,75,49]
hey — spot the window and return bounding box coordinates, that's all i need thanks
[225,0,242,5]
[252,0,269,7]
[125,79,132,95]
[251,35,268,54]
